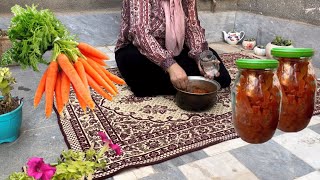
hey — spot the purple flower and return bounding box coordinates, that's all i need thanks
[27,157,56,180]
[97,131,122,155]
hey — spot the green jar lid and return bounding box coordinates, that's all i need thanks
[236,59,279,69]
[271,48,314,58]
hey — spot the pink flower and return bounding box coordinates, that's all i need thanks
[97,131,111,145]
[97,131,122,155]
[110,144,122,155]
[27,157,56,180]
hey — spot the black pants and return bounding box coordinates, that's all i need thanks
[115,44,231,97]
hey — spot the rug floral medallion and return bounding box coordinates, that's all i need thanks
[57,53,320,179]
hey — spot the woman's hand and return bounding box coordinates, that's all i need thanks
[197,60,220,80]
[167,63,188,90]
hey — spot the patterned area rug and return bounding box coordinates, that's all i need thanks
[56,53,320,179]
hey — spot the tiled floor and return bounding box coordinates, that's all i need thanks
[1,43,319,180]
[111,116,320,180]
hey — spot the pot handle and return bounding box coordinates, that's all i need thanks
[239,31,245,42]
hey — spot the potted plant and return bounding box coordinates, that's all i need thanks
[0,29,12,64]
[0,67,24,144]
[254,45,266,56]
[265,36,293,59]
[242,38,256,50]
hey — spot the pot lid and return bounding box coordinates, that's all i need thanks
[236,59,279,69]
[271,48,314,58]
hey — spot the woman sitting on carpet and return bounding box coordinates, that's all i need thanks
[115,0,231,97]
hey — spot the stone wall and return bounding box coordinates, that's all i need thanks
[212,0,320,26]
[0,0,121,14]
[1,0,319,26]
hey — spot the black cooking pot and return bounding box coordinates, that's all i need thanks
[174,76,221,111]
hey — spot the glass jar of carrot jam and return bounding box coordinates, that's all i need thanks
[271,48,316,132]
[232,59,281,143]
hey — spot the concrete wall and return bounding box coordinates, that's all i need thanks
[1,0,319,26]
[212,0,320,26]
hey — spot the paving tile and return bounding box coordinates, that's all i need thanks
[106,52,116,61]
[179,150,209,164]
[0,145,24,180]
[273,128,320,169]
[113,169,137,180]
[106,60,118,68]
[57,12,121,46]
[107,45,116,52]
[209,42,242,54]
[179,152,258,180]
[203,138,248,156]
[152,156,185,172]
[295,171,320,180]
[309,124,320,135]
[152,150,208,173]
[9,65,60,131]
[140,167,187,180]
[308,116,320,127]
[96,46,113,54]
[132,166,156,179]
[230,140,315,180]
[0,125,67,178]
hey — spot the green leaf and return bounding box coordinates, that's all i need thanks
[0,80,8,89]
[3,4,72,71]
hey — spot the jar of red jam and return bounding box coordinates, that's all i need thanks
[271,48,316,132]
[232,59,281,143]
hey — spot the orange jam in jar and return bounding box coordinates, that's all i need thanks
[232,59,281,143]
[272,48,316,132]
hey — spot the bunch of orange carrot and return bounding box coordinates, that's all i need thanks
[33,42,125,118]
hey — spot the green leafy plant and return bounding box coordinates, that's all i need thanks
[52,146,108,180]
[8,172,34,180]
[244,38,256,41]
[7,131,122,180]
[0,67,19,115]
[271,36,292,46]
[1,4,72,71]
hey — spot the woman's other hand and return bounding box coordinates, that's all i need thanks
[197,60,220,80]
[167,63,188,90]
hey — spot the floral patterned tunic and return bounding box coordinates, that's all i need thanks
[115,0,208,70]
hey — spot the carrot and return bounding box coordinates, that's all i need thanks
[87,55,107,66]
[60,70,71,105]
[78,58,117,96]
[45,61,59,118]
[72,84,87,112]
[101,67,126,85]
[74,60,89,92]
[57,54,95,109]
[86,74,112,101]
[55,71,63,115]
[81,51,107,66]
[78,42,108,60]
[34,69,48,108]
[86,58,118,93]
